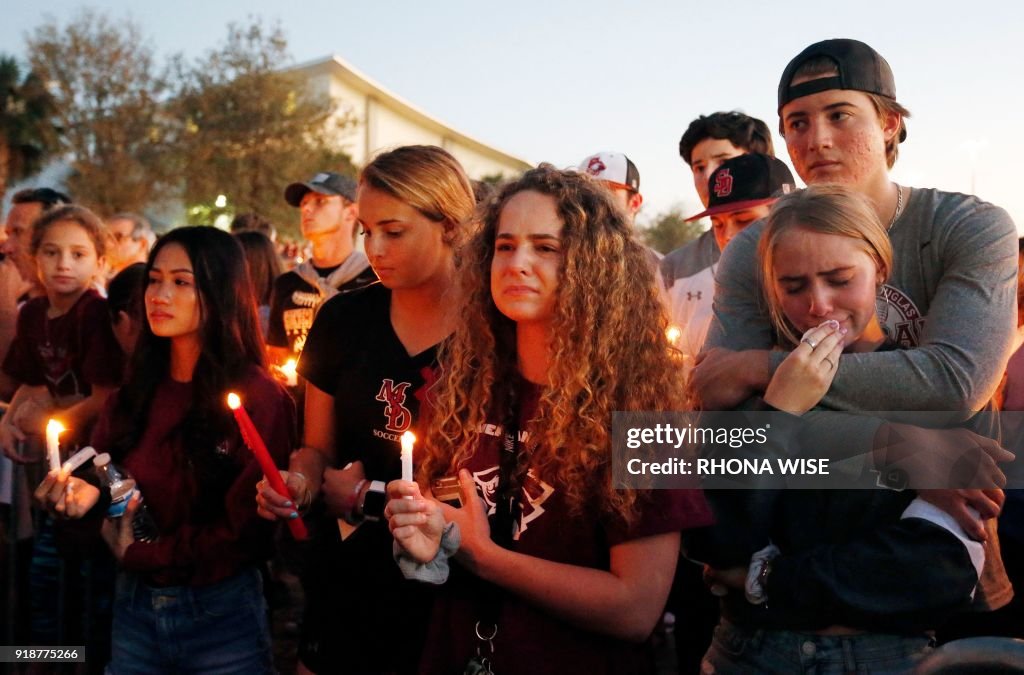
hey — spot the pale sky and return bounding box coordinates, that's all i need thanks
[4,0,1023,232]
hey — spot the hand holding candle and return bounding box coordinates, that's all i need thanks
[227,392,308,540]
[46,419,65,472]
[279,358,298,387]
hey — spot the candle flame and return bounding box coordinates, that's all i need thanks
[665,325,681,344]
[226,392,241,410]
[47,418,65,435]
[401,431,416,446]
[281,358,297,375]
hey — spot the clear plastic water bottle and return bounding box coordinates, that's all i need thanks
[94,452,159,543]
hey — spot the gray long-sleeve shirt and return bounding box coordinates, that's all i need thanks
[703,186,1018,614]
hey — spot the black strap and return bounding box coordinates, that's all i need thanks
[474,384,526,636]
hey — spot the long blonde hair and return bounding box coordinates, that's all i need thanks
[420,165,685,525]
[359,145,476,247]
[759,184,893,347]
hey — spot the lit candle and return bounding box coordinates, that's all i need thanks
[280,358,298,387]
[666,325,682,346]
[401,431,415,483]
[227,392,308,540]
[46,419,65,472]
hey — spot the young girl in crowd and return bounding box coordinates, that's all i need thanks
[0,204,123,461]
[0,205,124,649]
[256,145,476,674]
[37,226,295,674]
[697,185,996,673]
[385,165,712,675]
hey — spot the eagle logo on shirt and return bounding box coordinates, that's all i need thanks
[472,464,555,541]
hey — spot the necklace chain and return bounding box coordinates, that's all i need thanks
[887,184,904,230]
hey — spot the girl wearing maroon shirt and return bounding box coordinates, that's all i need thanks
[386,166,712,675]
[37,226,295,674]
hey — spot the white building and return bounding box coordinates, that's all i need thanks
[290,55,531,180]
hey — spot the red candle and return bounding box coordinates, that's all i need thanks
[227,392,308,540]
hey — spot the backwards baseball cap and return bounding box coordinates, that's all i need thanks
[778,38,906,142]
[577,151,640,193]
[284,172,358,207]
[687,154,795,221]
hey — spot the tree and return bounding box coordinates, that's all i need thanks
[0,55,60,204]
[640,206,707,254]
[26,9,175,215]
[170,19,355,235]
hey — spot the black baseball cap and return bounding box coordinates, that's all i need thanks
[284,172,358,207]
[778,38,906,142]
[686,154,795,221]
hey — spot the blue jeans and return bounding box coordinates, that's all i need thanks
[107,567,274,675]
[702,620,934,674]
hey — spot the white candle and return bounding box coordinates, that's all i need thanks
[400,431,415,482]
[46,419,65,472]
[61,446,96,475]
[281,358,298,387]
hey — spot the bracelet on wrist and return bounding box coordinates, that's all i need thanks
[359,480,387,523]
[744,543,779,606]
[342,479,367,525]
[290,471,313,511]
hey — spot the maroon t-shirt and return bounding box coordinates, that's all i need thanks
[420,382,713,675]
[2,289,124,399]
[90,365,296,586]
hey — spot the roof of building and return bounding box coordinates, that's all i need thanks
[288,54,532,171]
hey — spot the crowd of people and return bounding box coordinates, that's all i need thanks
[0,37,1022,674]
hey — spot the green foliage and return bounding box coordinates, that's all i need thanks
[639,206,707,254]
[23,12,355,231]
[0,55,60,203]
[26,9,174,215]
[169,19,355,236]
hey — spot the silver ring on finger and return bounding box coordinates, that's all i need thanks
[801,336,818,349]
[823,356,835,371]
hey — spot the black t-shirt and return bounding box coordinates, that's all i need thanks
[296,283,440,673]
[266,263,377,354]
[299,282,438,475]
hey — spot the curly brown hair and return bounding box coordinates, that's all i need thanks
[420,165,685,526]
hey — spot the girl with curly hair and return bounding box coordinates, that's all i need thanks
[386,165,712,675]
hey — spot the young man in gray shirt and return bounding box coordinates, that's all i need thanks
[693,36,1017,621]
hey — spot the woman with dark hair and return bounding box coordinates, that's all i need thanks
[385,165,712,675]
[235,229,284,337]
[256,145,476,674]
[37,225,295,674]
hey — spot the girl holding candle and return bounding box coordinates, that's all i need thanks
[385,165,712,675]
[255,145,476,674]
[0,204,123,462]
[36,226,295,674]
[0,204,124,649]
